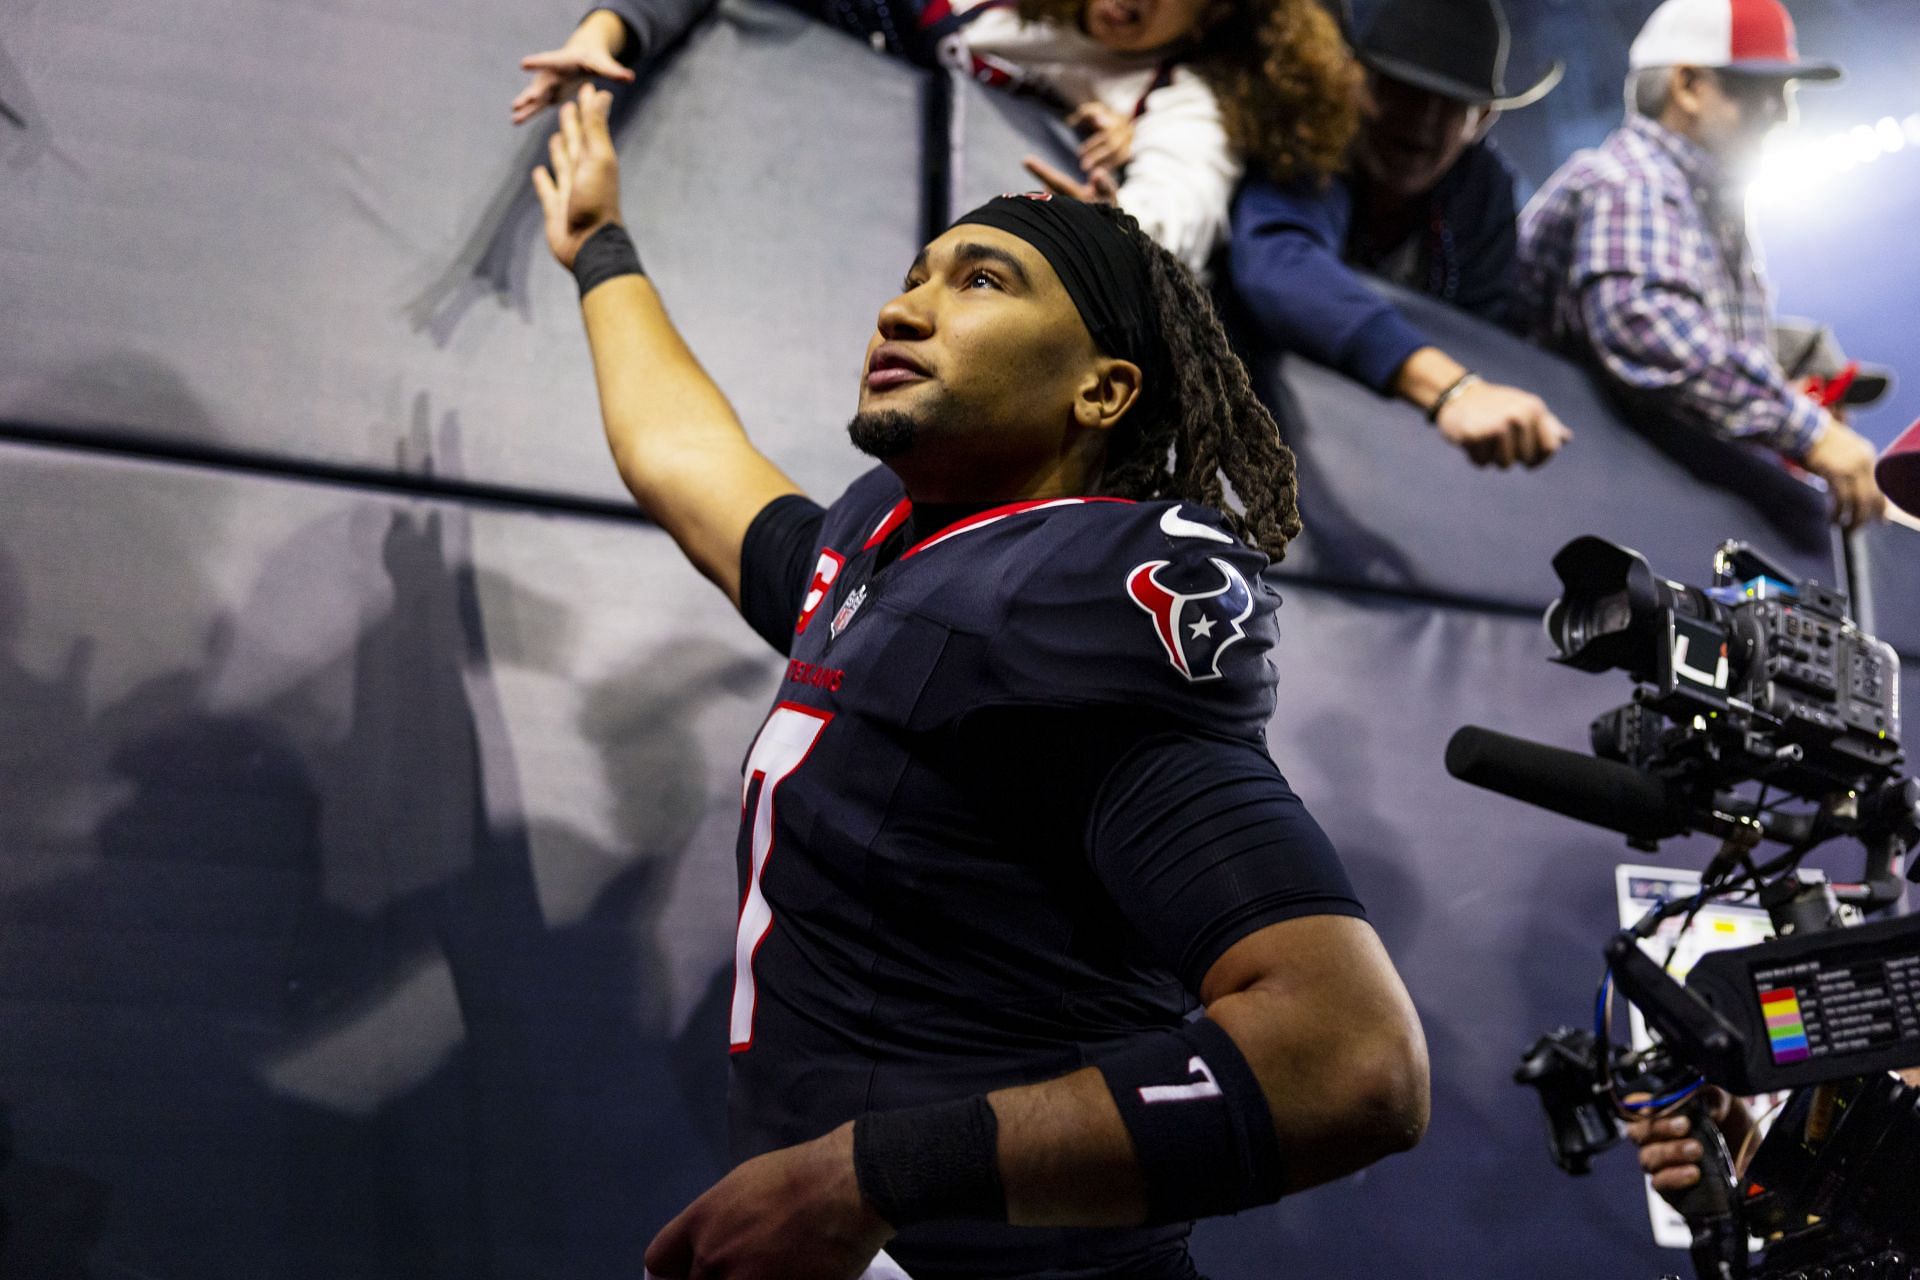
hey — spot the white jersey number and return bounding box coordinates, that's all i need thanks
[730,703,832,1050]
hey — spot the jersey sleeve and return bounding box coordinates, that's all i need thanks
[976,503,1282,742]
[1086,729,1365,994]
[737,494,828,656]
[952,704,1366,997]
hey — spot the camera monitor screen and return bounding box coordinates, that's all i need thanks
[1750,940,1920,1067]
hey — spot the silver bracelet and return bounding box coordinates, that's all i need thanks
[1426,371,1483,423]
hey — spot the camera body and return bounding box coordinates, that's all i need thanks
[1459,537,1920,1280]
[1547,537,1902,798]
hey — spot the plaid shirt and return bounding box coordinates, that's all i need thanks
[1517,115,1825,458]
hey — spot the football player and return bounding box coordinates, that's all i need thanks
[533,85,1429,1280]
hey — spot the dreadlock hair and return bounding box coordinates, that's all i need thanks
[1085,202,1304,562]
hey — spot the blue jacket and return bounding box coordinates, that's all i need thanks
[1228,142,1520,394]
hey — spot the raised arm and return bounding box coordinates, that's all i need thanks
[1229,177,1570,470]
[532,87,803,606]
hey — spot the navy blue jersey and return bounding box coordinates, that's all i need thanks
[727,468,1361,1280]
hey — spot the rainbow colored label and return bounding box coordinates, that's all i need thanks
[1760,987,1811,1064]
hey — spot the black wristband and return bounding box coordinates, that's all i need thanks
[1095,1016,1285,1223]
[852,1095,1006,1227]
[572,223,644,298]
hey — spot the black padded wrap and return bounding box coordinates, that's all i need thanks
[853,1095,1007,1227]
[951,195,1169,414]
[1094,1015,1286,1224]
[572,223,646,297]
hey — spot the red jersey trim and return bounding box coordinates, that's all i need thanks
[862,498,914,550]
[900,495,1134,559]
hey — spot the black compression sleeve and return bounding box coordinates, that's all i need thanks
[1086,731,1365,993]
[737,494,827,656]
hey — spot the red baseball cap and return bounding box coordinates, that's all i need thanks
[1629,0,1841,81]
[1877,420,1920,520]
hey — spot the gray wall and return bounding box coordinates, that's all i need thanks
[2,2,1914,1276]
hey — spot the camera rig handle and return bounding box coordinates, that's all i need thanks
[1604,931,1748,1084]
[1670,1099,1748,1280]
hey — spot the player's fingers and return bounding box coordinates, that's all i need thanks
[581,84,616,153]
[531,164,559,215]
[1066,103,1095,128]
[548,130,570,184]
[1088,167,1120,203]
[559,99,584,166]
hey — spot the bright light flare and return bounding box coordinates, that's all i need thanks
[1750,106,1920,208]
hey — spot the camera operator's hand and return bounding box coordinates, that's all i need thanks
[1801,416,1890,530]
[512,10,635,125]
[530,87,624,271]
[1622,1087,1753,1204]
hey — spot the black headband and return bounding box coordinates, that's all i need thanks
[949,194,1167,414]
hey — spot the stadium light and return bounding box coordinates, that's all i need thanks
[1750,108,1920,207]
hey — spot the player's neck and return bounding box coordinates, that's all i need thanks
[887,442,1108,510]
[901,500,996,549]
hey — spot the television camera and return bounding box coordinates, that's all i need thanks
[1446,537,1920,1280]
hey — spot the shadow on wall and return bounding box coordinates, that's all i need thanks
[402,57,654,346]
[0,23,84,178]
[0,454,765,1275]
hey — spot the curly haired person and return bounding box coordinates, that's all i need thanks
[513,0,1356,276]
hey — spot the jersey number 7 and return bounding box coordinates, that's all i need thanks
[730,703,833,1051]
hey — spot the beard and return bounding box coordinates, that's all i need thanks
[846,408,921,460]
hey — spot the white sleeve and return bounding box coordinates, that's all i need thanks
[1114,70,1242,278]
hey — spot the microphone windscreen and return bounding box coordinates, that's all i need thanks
[1445,726,1690,843]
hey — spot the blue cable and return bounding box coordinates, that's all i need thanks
[1598,966,1705,1111]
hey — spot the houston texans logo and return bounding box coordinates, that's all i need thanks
[1126,557,1254,683]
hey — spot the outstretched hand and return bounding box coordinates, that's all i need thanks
[511,13,635,125]
[1022,155,1119,205]
[644,1123,893,1280]
[1433,378,1573,470]
[1068,101,1133,175]
[531,86,625,271]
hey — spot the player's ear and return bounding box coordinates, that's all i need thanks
[1075,357,1143,433]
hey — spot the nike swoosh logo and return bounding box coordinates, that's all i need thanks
[1160,505,1233,544]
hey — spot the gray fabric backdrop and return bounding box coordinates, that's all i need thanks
[0,2,1908,1276]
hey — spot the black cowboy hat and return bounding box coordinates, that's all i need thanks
[1340,0,1565,110]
